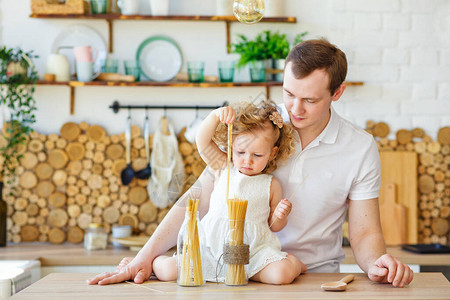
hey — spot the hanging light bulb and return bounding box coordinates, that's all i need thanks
[233,0,265,24]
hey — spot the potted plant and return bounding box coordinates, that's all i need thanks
[265,30,308,81]
[231,33,268,82]
[0,47,38,188]
[231,30,308,82]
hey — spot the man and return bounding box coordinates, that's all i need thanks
[88,39,413,287]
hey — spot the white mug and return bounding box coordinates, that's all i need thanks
[117,0,140,15]
[184,116,203,144]
[150,0,169,15]
[76,61,100,82]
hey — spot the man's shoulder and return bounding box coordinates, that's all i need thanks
[336,114,375,146]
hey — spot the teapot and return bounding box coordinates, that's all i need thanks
[46,46,71,82]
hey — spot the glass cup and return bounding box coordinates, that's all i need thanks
[187,61,205,83]
[91,0,107,14]
[123,60,140,81]
[101,58,119,73]
[218,61,235,83]
[249,61,266,83]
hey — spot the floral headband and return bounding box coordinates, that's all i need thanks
[269,111,283,129]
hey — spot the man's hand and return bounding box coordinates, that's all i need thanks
[86,257,152,285]
[367,254,414,287]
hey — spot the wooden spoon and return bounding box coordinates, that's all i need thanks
[321,274,354,291]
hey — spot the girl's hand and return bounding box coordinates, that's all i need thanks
[274,199,292,220]
[215,106,236,124]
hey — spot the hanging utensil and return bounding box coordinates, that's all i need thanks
[321,274,354,291]
[121,110,135,185]
[136,109,152,179]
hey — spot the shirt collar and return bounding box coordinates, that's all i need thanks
[317,106,339,145]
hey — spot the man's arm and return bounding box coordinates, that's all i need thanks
[348,198,414,287]
[87,167,215,285]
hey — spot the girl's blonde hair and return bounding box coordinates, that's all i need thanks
[214,99,297,174]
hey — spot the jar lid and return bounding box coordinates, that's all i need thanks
[89,223,104,228]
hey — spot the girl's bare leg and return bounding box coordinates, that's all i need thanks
[152,255,177,281]
[251,254,306,285]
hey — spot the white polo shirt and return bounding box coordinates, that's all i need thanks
[274,105,381,272]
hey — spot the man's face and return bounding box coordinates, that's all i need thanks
[283,63,340,135]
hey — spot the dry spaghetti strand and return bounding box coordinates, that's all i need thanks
[225,197,248,286]
[179,198,203,286]
[226,124,232,201]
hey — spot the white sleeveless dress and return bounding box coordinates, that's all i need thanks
[200,164,287,282]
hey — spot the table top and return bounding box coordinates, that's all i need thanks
[11,272,450,299]
[1,243,449,266]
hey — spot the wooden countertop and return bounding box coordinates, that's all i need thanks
[1,243,450,266]
[11,272,450,299]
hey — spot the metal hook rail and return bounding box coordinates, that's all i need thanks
[109,100,228,113]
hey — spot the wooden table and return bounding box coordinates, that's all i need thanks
[11,273,450,299]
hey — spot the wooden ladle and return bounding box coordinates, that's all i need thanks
[321,274,354,291]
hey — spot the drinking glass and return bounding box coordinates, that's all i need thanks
[124,60,140,81]
[101,58,119,73]
[187,61,205,83]
[249,61,266,83]
[91,0,107,14]
[218,61,235,83]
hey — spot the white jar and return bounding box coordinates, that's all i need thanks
[216,0,233,16]
[84,223,108,250]
[265,0,284,17]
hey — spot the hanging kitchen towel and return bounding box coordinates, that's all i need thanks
[147,117,186,208]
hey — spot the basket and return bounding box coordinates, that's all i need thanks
[31,0,85,15]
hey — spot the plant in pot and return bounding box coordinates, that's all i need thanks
[265,30,308,81]
[231,33,269,83]
[0,46,38,246]
[231,30,308,82]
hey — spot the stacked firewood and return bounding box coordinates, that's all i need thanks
[3,121,448,245]
[3,122,205,244]
[367,122,450,245]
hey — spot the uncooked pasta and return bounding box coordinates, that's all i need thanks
[179,198,203,286]
[225,197,248,285]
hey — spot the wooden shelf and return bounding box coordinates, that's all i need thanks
[36,80,363,115]
[29,14,296,22]
[29,14,297,53]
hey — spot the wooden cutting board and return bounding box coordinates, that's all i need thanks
[379,182,407,245]
[379,151,418,244]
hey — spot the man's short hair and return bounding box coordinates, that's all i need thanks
[286,38,347,95]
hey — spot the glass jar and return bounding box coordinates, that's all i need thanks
[84,223,108,250]
[177,211,205,287]
[224,219,249,286]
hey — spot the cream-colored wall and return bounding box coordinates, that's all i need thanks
[1,0,449,138]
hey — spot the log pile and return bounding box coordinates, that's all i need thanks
[3,120,447,246]
[367,122,450,245]
[3,122,206,244]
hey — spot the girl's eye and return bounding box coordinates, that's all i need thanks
[254,154,262,157]
[237,151,244,155]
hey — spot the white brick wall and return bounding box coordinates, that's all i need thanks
[331,0,449,138]
[0,0,447,138]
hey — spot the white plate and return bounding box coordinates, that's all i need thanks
[51,24,107,77]
[136,36,182,82]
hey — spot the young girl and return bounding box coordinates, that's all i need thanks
[153,100,306,285]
